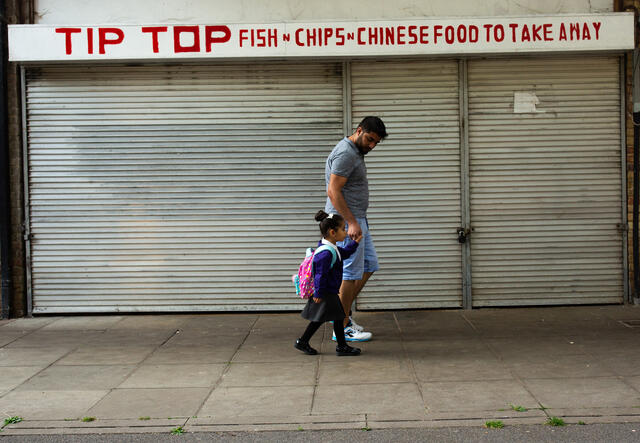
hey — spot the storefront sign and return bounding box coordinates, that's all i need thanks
[9,14,634,62]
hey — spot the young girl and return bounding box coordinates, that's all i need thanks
[294,210,362,356]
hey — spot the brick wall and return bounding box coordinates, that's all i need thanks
[5,0,33,317]
[620,0,639,301]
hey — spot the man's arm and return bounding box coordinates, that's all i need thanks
[327,173,362,240]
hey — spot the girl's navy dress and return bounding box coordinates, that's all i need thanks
[301,239,359,323]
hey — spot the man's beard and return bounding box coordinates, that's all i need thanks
[355,135,370,155]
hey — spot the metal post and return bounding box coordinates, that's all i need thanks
[459,58,472,309]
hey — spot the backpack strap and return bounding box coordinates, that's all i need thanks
[314,244,338,268]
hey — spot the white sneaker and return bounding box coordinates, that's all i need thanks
[333,326,372,342]
[348,317,365,332]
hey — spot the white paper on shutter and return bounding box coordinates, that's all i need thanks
[25,62,344,313]
[350,60,463,309]
[468,56,624,306]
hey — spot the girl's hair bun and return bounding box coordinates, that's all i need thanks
[315,210,329,222]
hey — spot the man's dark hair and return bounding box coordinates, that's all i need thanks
[358,116,388,140]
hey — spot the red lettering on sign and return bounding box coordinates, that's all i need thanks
[469,25,479,43]
[593,22,601,40]
[205,26,231,52]
[570,23,580,40]
[283,33,291,42]
[407,26,418,44]
[98,28,124,54]
[324,28,333,46]
[521,24,531,42]
[142,26,168,53]
[55,28,81,55]
[559,23,567,40]
[357,27,366,45]
[295,28,304,46]
[434,25,443,43]
[419,26,429,44]
[336,28,345,45]
[509,23,518,42]
[173,26,200,53]
[582,23,591,40]
[494,24,504,42]
[397,26,406,44]
[445,26,454,44]
[369,28,384,45]
[543,23,552,41]
[456,25,467,43]
[385,27,395,45]
[532,24,542,41]
[87,28,94,54]
[483,24,492,41]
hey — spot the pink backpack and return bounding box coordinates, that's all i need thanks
[292,245,338,299]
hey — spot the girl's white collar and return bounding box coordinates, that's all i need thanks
[321,238,342,261]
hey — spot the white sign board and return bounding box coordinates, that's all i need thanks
[9,14,635,62]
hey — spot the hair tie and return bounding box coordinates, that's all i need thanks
[328,213,335,219]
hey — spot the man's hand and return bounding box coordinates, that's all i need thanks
[348,220,362,241]
[313,297,322,303]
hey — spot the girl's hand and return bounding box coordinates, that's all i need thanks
[354,232,363,243]
[313,297,322,303]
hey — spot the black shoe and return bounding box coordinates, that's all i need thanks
[336,344,361,356]
[294,339,318,355]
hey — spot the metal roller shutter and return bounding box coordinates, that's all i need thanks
[468,56,624,306]
[350,60,463,309]
[26,63,343,313]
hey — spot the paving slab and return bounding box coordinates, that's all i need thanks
[522,376,640,409]
[505,353,616,379]
[144,344,238,364]
[4,418,185,435]
[395,310,477,339]
[39,316,125,331]
[199,386,314,418]
[411,354,515,382]
[0,317,59,331]
[233,339,306,363]
[87,329,177,346]
[0,330,31,347]
[109,315,188,330]
[313,382,425,420]
[542,407,640,424]
[56,345,157,365]
[87,387,210,419]
[5,331,105,348]
[0,390,108,420]
[0,347,71,367]
[626,376,640,393]
[0,366,47,394]
[421,380,539,412]
[16,365,135,391]
[219,361,317,387]
[317,355,414,385]
[319,338,406,360]
[119,364,226,388]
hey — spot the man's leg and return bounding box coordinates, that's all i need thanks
[340,272,373,328]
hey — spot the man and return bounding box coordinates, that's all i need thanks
[325,116,388,342]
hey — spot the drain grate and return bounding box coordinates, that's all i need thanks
[620,320,640,328]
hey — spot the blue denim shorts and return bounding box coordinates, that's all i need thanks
[338,217,379,281]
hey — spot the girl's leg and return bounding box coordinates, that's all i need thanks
[333,321,347,347]
[300,321,322,343]
[295,321,321,355]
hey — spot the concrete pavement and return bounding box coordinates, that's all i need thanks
[0,305,639,435]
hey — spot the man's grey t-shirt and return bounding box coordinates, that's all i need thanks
[325,137,368,218]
